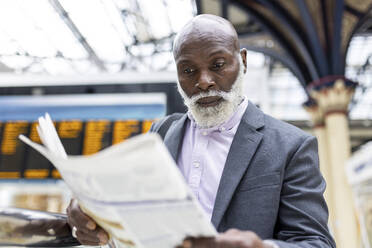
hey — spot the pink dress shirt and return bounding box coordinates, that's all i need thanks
[177,97,249,220]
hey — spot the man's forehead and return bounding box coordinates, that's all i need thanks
[175,32,237,59]
[176,45,235,64]
[173,14,239,59]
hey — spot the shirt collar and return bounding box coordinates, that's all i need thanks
[187,96,248,133]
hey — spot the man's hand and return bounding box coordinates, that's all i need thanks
[177,229,274,248]
[66,199,109,246]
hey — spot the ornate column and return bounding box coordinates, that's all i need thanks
[303,100,334,233]
[309,77,359,248]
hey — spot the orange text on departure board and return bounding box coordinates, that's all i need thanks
[113,120,139,144]
[83,120,110,155]
[29,122,41,143]
[1,122,28,155]
[52,169,61,179]
[58,121,83,138]
[142,120,154,133]
[24,169,49,179]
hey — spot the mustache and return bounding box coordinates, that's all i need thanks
[189,90,232,105]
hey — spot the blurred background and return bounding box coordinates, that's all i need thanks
[0,0,372,247]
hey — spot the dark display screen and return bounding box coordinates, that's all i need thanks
[0,94,165,179]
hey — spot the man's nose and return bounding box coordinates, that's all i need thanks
[196,71,215,91]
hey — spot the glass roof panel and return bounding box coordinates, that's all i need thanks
[59,0,126,62]
[165,0,195,32]
[346,35,372,120]
[70,59,100,74]
[137,0,172,39]
[0,1,57,57]
[0,30,19,55]
[267,68,308,120]
[0,0,195,73]
[0,1,370,121]
[19,0,88,59]
[0,56,34,71]
[41,57,76,75]
[346,36,372,67]
[100,0,134,46]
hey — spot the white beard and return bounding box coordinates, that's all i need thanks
[177,57,245,128]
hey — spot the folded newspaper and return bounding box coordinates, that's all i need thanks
[19,113,216,248]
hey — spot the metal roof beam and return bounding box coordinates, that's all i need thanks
[48,0,106,71]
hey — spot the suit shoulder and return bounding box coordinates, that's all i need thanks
[150,113,185,133]
[262,113,313,141]
[258,114,318,172]
[150,116,168,132]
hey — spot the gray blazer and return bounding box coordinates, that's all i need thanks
[151,102,336,248]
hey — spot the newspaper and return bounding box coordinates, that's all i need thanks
[19,114,216,248]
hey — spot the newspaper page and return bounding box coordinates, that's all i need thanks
[19,114,216,248]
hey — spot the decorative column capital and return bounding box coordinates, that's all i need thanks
[303,98,324,128]
[307,76,358,117]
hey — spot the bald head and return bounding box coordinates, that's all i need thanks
[173,14,240,59]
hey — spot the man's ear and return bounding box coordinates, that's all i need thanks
[240,48,247,73]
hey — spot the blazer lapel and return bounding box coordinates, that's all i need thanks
[211,102,265,229]
[163,114,188,161]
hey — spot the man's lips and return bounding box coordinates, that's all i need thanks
[196,96,223,107]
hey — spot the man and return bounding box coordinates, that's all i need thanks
[67,14,335,248]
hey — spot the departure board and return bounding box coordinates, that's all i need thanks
[113,120,141,144]
[83,120,112,155]
[24,122,51,179]
[142,120,153,133]
[58,120,84,155]
[0,122,29,178]
[0,119,155,179]
[0,93,165,179]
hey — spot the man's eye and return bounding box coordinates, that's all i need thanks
[212,62,225,69]
[183,68,195,74]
